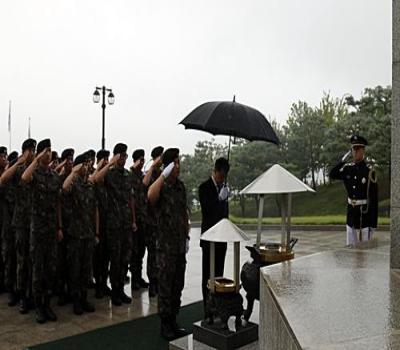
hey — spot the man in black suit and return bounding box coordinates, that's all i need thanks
[198,157,230,317]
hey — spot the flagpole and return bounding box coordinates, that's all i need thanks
[8,101,11,150]
[28,117,31,138]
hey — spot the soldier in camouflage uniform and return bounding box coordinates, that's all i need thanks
[142,146,164,297]
[22,139,62,324]
[0,146,8,294]
[93,143,137,306]
[0,139,36,314]
[55,148,74,306]
[1,151,19,306]
[92,149,111,298]
[148,148,190,340]
[130,149,149,290]
[63,154,97,315]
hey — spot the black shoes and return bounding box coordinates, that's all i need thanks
[35,305,47,324]
[111,289,122,306]
[160,316,189,340]
[19,296,29,314]
[148,280,158,297]
[8,292,19,307]
[81,291,95,312]
[120,289,132,304]
[160,319,176,341]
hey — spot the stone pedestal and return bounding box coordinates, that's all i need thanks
[260,247,400,349]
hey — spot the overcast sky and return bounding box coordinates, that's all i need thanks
[0,0,391,159]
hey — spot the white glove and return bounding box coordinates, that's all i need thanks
[162,162,175,179]
[185,238,190,253]
[218,185,229,201]
[341,150,351,162]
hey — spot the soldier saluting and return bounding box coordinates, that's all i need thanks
[329,135,378,245]
[21,139,63,324]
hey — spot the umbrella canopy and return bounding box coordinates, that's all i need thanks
[240,164,315,195]
[201,218,250,243]
[179,98,280,145]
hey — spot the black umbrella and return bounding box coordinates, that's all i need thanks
[179,96,280,159]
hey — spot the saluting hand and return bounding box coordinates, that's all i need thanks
[35,148,48,162]
[161,162,175,179]
[152,156,162,169]
[110,154,120,166]
[72,163,83,173]
[16,151,28,165]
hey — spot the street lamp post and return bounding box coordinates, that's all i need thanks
[93,86,115,149]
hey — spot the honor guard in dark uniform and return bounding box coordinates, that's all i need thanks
[329,135,378,245]
[92,149,111,298]
[0,139,36,314]
[1,151,19,306]
[130,149,149,290]
[0,146,8,294]
[148,148,190,340]
[143,146,164,297]
[21,139,62,323]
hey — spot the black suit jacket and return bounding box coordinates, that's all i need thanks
[198,177,229,245]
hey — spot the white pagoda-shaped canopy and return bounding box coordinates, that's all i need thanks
[240,164,315,195]
[201,219,250,243]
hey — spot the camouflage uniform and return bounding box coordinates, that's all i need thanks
[56,173,71,297]
[12,165,33,296]
[67,176,96,297]
[105,166,133,291]
[155,179,188,319]
[93,182,109,291]
[146,169,161,285]
[1,181,17,293]
[130,167,148,283]
[0,174,6,291]
[30,166,61,300]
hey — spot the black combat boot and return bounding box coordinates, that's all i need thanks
[103,284,111,296]
[138,277,149,288]
[95,281,104,299]
[160,317,176,341]
[119,287,132,304]
[19,293,29,314]
[73,293,83,315]
[148,279,157,298]
[111,288,122,306]
[8,291,19,307]
[81,291,95,313]
[171,315,189,338]
[43,296,57,321]
[35,297,47,324]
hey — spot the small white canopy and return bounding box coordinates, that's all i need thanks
[240,164,315,195]
[201,219,250,243]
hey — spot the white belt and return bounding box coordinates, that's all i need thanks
[348,198,367,206]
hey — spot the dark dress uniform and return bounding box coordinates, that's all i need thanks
[155,178,188,324]
[104,166,134,302]
[329,136,378,244]
[198,177,228,313]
